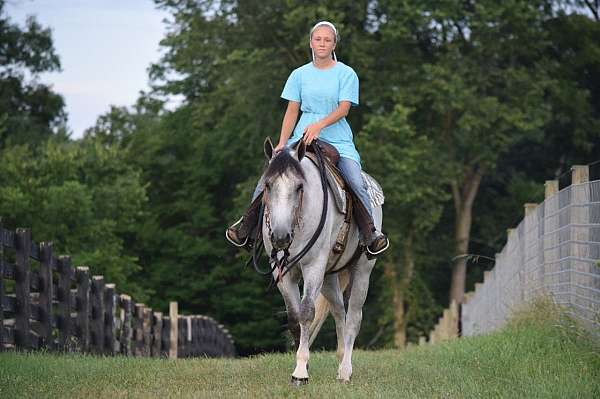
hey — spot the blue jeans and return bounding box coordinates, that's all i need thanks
[252,175,265,201]
[337,157,373,218]
[252,157,372,218]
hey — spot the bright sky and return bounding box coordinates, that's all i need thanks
[6,0,170,138]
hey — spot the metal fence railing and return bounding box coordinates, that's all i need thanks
[462,165,600,336]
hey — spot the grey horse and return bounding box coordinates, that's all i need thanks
[261,138,382,384]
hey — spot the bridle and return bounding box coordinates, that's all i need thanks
[262,185,305,282]
[263,185,304,251]
[250,143,329,284]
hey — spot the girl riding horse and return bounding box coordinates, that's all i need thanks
[227,20,389,256]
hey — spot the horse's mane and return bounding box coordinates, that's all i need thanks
[264,149,306,182]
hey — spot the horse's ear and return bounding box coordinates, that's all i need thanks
[264,137,274,160]
[294,139,306,162]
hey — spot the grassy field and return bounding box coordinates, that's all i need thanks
[1,306,599,398]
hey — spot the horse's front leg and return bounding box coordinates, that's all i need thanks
[276,268,301,349]
[291,259,327,385]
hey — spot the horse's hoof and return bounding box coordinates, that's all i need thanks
[290,376,309,387]
[336,378,351,384]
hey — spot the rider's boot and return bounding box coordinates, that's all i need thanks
[225,194,262,251]
[353,196,389,257]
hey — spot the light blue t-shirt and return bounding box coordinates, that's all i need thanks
[280,61,361,164]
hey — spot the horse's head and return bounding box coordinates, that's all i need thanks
[263,137,307,251]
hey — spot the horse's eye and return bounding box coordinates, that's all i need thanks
[265,182,271,190]
[297,184,303,192]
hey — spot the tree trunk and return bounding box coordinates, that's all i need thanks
[449,167,484,304]
[393,289,406,348]
[384,234,415,349]
[450,206,471,304]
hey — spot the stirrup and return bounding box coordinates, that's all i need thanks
[366,234,389,258]
[225,218,249,247]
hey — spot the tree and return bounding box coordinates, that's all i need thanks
[0,0,67,146]
[369,0,570,304]
[358,104,448,347]
[0,137,149,300]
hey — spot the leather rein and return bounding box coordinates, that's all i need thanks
[250,144,329,283]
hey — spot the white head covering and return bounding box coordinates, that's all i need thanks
[309,21,338,62]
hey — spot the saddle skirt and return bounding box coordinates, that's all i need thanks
[305,152,384,214]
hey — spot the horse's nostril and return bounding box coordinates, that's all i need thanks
[272,232,292,249]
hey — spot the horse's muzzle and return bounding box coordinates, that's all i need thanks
[271,231,292,250]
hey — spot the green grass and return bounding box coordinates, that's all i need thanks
[1,305,599,398]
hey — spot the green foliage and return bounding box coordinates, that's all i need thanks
[0,1,66,147]
[378,1,557,176]
[0,137,149,299]
[359,104,448,236]
[356,103,449,344]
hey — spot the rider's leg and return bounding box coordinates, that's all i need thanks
[250,175,265,201]
[337,157,389,255]
[225,176,264,248]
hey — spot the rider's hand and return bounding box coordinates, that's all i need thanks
[303,122,324,146]
[274,142,286,154]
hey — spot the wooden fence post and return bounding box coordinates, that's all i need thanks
[178,316,186,358]
[143,306,152,357]
[542,180,559,303]
[90,276,105,354]
[571,166,590,314]
[152,312,162,358]
[119,295,132,356]
[76,267,90,352]
[169,302,178,359]
[15,228,31,349]
[104,283,116,355]
[134,303,144,357]
[199,317,208,355]
[449,300,459,339]
[189,317,194,357]
[162,317,170,358]
[190,316,196,357]
[57,256,72,350]
[185,318,190,356]
[572,165,589,186]
[194,316,201,356]
[39,242,54,349]
[522,204,537,303]
[442,309,450,340]
[544,180,559,199]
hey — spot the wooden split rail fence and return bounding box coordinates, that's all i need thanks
[0,224,235,358]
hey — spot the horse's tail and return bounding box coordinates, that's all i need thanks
[308,269,352,346]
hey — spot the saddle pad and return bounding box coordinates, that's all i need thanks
[305,153,385,213]
[362,171,385,209]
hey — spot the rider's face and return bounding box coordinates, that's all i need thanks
[310,27,336,60]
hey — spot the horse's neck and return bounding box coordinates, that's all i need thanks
[299,158,341,226]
